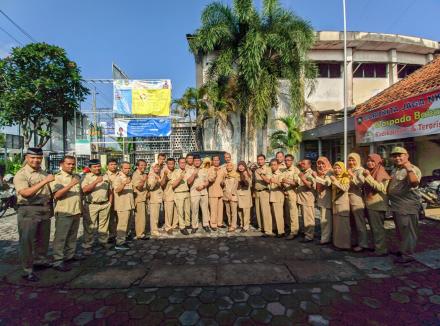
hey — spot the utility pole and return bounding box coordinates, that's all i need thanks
[92,86,98,156]
[342,0,348,165]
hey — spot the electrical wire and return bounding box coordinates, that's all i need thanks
[0,25,23,45]
[0,9,36,42]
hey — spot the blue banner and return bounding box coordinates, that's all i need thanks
[114,118,171,137]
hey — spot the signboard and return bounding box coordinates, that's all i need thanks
[114,118,171,137]
[113,79,171,116]
[356,89,440,143]
[75,139,91,155]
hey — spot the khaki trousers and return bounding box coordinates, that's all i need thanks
[82,202,111,248]
[286,192,299,235]
[351,205,368,248]
[368,210,388,255]
[135,201,147,237]
[319,207,333,244]
[191,195,210,228]
[333,213,351,249]
[255,190,271,233]
[271,201,285,235]
[164,201,176,231]
[17,206,51,273]
[393,213,418,255]
[239,207,251,230]
[116,210,132,245]
[108,206,117,239]
[299,204,315,240]
[53,214,81,266]
[224,201,238,229]
[209,196,224,228]
[174,192,190,229]
[150,203,161,235]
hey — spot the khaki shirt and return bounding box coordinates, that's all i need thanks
[349,167,365,207]
[132,169,148,203]
[269,170,285,203]
[297,168,316,207]
[283,165,300,193]
[106,170,118,187]
[223,175,238,202]
[208,166,226,198]
[162,169,175,202]
[82,173,111,204]
[148,172,163,204]
[113,172,135,211]
[279,162,287,173]
[14,164,52,205]
[364,176,389,212]
[190,168,209,197]
[51,170,82,217]
[171,169,191,193]
[315,173,333,209]
[254,165,271,191]
[388,165,421,214]
[221,163,237,173]
[237,173,253,208]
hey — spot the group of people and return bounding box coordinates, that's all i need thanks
[14,146,421,282]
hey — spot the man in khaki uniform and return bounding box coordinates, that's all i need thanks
[261,159,285,236]
[171,157,191,235]
[147,164,163,237]
[297,159,316,242]
[388,147,422,264]
[161,158,178,234]
[221,152,236,172]
[51,156,83,272]
[81,159,112,254]
[282,154,300,240]
[187,155,211,233]
[106,158,119,244]
[254,154,272,235]
[276,151,287,172]
[223,163,239,232]
[14,148,54,282]
[208,155,226,230]
[113,162,135,250]
[132,159,149,240]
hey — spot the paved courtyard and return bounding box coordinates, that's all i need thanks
[1,209,440,325]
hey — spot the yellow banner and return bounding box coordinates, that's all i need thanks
[132,88,171,116]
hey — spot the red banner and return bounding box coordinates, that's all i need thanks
[355,89,440,143]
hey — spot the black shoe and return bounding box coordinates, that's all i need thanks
[126,233,135,242]
[115,243,130,251]
[65,255,86,262]
[285,234,297,240]
[219,225,227,229]
[22,272,39,282]
[107,237,116,244]
[300,238,313,243]
[33,262,52,270]
[180,228,189,236]
[262,233,275,238]
[240,229,247,233]
[390,250,402,257]
[211,227,217,231]
[191,228,197,234]
[136,236,150,241]
[276,233,286,238]
[319,241,330,245]
[203,226,211,233]
[53,263,72,272]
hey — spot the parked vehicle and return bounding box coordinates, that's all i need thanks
[419,179,440,209]
[0,174,17,217]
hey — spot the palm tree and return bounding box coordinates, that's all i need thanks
[189,0,316,160]
[269,114,302,155]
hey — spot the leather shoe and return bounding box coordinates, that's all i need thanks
[285,234,297,240]
[191,228,197,234]
[65,255,86,262]
[180,228,189,236]
[300,238,313,243]
[276,233,285,238]
[33,262,52,270]
[53,263,72,272]
[203,227,211,233]
[22,273,39,282]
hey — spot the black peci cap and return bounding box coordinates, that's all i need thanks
[26,147,43,156]
[88,159,101,166]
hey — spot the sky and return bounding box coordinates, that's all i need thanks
[1,0,439,112]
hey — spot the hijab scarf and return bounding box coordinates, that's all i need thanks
[332,161,350,201]
[316,156,332,193]
[363,153,391,199]
[348,152,361,170]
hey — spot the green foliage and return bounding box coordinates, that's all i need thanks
[0,155,24,175]
[190,0,316,128]
[269,114,302,154]
[0,43,89,148]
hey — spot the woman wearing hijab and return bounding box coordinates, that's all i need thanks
[330,162,351,250]
[362,154,391,256]
[312,157,333,245]
[237,161,253,232]
[223,163,239,232]
[347,152,368,252]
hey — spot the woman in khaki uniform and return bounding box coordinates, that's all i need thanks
[148,164,163,237]
[347,153,368,252]
[208,155,226,230]
[223,163,239,232]
[362,154,391,256]
[330,162,351,250]
[312,157,333,245]
[237,161,253,233]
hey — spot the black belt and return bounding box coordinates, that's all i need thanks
[86,201,108,205]
[18,204,51,207]
[256,189,269,192]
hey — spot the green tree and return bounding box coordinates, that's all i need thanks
[189,0,316,159]
[0,43,89,149]
[269,114,302,154]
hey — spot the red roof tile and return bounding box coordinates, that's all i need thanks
[354,55,440,115]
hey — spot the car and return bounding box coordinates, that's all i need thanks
[189,151,227,165]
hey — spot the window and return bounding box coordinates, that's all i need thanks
[317,63,341,78]
[398,64,421,79]
[353,63,387,78]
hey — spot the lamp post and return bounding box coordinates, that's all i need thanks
[343,0,348,165]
